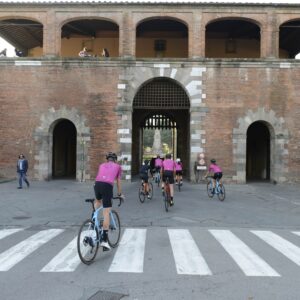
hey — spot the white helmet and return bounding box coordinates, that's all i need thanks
[176,158,181,162]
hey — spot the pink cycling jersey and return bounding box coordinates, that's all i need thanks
[209,164,222,173]
[95,161,122,186]
[155,158,163,167]
[162,159,175,171]
[175,162,183,171]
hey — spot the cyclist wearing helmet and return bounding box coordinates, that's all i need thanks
[94,152,122,250]
[175,158,183,185]
[161,153,176,206]
[155,154,163,173]
[205,159,223,193]
[139,159,151,199]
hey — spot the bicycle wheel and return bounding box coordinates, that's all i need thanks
[77,219,99,265]
[138,185,145,203]
[195,171,200,183]
[218,184,226,201]
[148,182,153,199]
[164,192,169,212]
[207,182,214,198]
[108,210,121,248]
[178,181,181,192]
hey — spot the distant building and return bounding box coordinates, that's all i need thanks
[0,0,299,183]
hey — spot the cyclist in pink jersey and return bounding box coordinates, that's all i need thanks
[94,152,123,250]
[161,153,176,206]
[175,158,183,185]
[154,155,163,172]
[205,159,223,193]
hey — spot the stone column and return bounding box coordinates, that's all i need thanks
[120,11,135,58]
[43,11,60,57]
[190,13,204,58]
[261,12,279,58]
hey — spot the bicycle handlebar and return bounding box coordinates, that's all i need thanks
[85,195,125,208]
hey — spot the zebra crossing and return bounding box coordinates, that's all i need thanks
[0,227,300,276]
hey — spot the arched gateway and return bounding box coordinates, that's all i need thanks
[132,78,190,177]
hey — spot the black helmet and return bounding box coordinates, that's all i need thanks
[144,159,149,165]
[211,159,216,163]
[166,153,171,159]
[106,152,117,161]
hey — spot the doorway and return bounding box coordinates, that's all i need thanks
[246,121,270,181]
[52,119,77,178]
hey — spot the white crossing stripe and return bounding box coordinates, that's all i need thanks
[168,229,212,275]
[252,231,300,266]
[41,237,80,272]
[0,228,24,240]
[0,229,64,271]
[292,231,300,237]
[109,228,146,273]
[210,230,280,277]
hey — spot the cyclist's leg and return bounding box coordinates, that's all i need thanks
[97,182,113,249]
[94,181,103,209]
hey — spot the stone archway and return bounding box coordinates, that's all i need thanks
[116,64,207,181]
[34,106,91,181]
[233,108,289,183]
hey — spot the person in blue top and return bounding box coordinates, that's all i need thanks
[139,159,151,199]
[17,154,30,189]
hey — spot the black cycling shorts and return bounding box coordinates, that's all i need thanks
[176,170,183,176]
[213,172,223,180]
[94,181,113,208]
[140,174,149,183]
[162,171,174,184]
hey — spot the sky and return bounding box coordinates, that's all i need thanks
[1,0,300,57]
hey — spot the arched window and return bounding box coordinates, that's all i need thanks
[205,19,260,58]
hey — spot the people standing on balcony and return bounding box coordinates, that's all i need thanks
[78,47,91,57]
[102,48,109,57]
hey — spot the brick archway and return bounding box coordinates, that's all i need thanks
[233,108,289,183]
[34,106,90,181]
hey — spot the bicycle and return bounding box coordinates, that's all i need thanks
[154,169,161,187]
[163,177,172,212]
[206,176,225,201]
[139,179,153,203]
[77,196,123,265]
[176,179,182,192]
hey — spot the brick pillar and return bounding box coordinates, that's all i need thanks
[43,11,60,57]
[190,13,204,58]
[120,11,135,58]
[261,13,279,58]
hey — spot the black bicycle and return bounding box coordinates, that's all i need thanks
[139,179,153,203]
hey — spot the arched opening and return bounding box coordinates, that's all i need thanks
[279,20,300,59]
[52,119,77,179]
[132,78,190,177]
[205,19,260,58]
[246,121,270,181]
[136,18,188,58]
[0,18,43,57]
[61,19,119,57]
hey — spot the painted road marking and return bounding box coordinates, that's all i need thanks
[109,228,146,273]
[0,229,64,271]
[252,230,300,266]
[41,236,80,272]
[0,228,24,240]
[210,230,280,277]
[168,229,212,275]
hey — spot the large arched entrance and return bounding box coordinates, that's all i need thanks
[52,119,77,178]
[246,121,270,181]
[132,78,190,177]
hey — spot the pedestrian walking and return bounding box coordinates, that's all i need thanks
[17,154,30,189]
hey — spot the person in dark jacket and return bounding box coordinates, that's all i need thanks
[17,154,30,189]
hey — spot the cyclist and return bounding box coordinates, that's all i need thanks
[161,153,176,206]
[94,152,123,250]
[154,154,163,181]
[175,158,183,185]
[205,159,223,194]
[139,159,151,199]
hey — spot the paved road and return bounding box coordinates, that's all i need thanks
[0,179,300,300]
